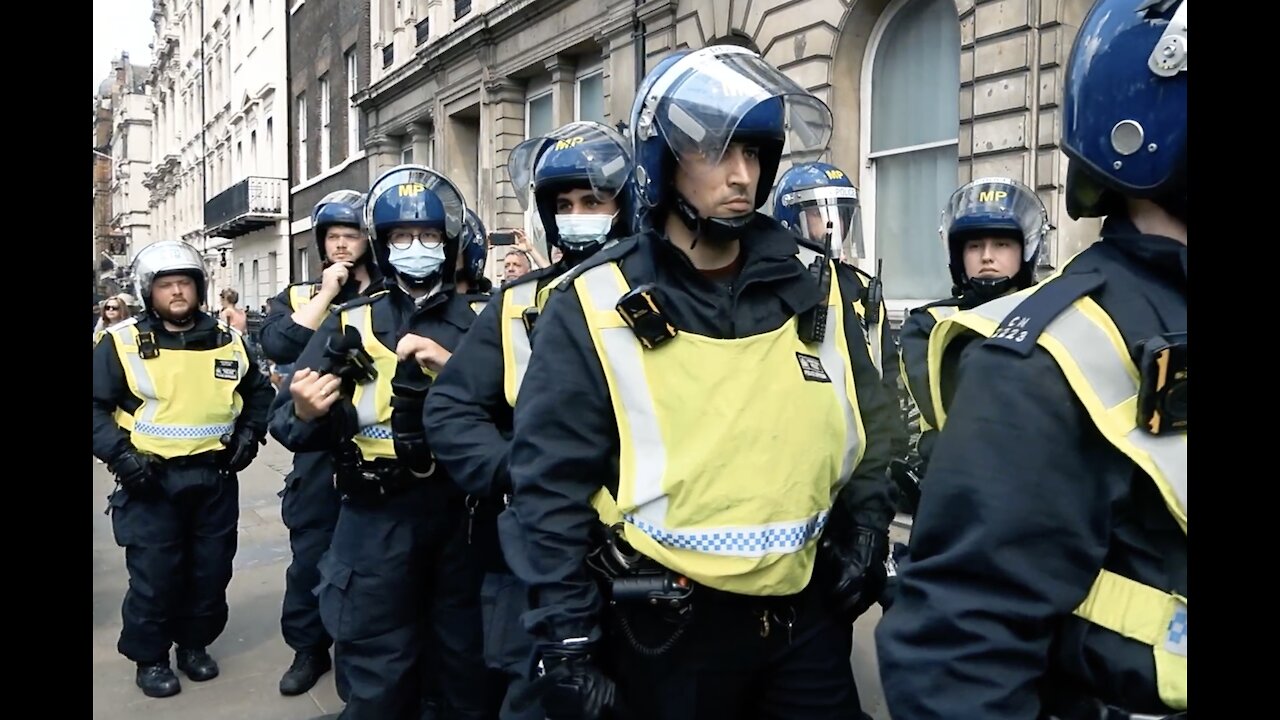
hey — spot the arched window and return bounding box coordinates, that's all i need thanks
[861,0,960,302]
[708,30,760,54]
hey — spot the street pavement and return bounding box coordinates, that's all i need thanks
[93,438,899,720]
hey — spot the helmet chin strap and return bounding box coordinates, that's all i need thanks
[674,193,753,248]
[396,269,441,292]
[562,244,603,268]
[965,275,1016,302]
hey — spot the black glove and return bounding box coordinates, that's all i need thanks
[390,372,434,475]
[219,427,264,473]
[109,449,159,497]
[889,458,923,515]
[539,640,616,720]
[818,524,889,620]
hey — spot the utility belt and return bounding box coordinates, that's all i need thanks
[158,451,222,469]
[585,523,695,657]
[586,523,695,611]
[1045,694,1187,720]
[333,448,432,502]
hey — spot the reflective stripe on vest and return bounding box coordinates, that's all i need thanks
[288,284,318,312]
[1076,569,1187,710]
[501,282,538,408]
[108,320,246,459]
[573,261,866,596]
[898,306,957,433]
[340,303,399,461]
[926,284,1187,710]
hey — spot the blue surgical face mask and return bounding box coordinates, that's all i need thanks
[387,243,446,279]
[555,213,616,251]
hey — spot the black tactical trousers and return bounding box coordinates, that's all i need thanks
[109,466,239,663]
[316,479,493,720]
[607,579,866,720]
[279,450,341,654]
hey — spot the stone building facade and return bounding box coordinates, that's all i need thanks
[352,0,1100,316]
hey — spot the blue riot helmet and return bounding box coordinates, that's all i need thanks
[311,190,367,266]
[630,45,833,240]
[458,208,490,286]
[508,121,634,255]
[940,177,1050,299]
[1062,0,1186,222]
[773,162,864,262]
[364,164,468,291]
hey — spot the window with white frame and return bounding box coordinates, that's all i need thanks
[251,259,260,308]
[265,117,274,175]
[401,144,413,164]
[319,76,331,171]
[346,49,359,157]
[250,129,257,172]
[526,87,553,139]
[575,66,605,124]
[862,0,960,303]
[297,247,309,281]
[296,93,307,181]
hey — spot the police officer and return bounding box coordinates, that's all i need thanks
[772,160,907,458]
[423,120,635,720]
[498,46,899,720]
[269,164,491,720]
[876,1,1186,717]
[893,177,1048,512]
[258,190,379,696]
[92,240,275,698]
[456,208,493,300]
[417,204,494,720]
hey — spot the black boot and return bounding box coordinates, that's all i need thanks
[279,650,332,696]
[135,662,181,698]
[176,647,220,682]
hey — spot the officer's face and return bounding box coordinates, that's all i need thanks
[804,208,828,243]
[674,142,760,219]
[152,274,198,320]
[962,236,1022,281]
[555,188,619,217]
[324,226,367,264]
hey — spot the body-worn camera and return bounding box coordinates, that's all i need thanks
[1136,332,1186,435]
[616,284,677,350]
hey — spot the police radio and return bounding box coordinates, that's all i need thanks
[864,258,884,332]
[798,222,834,343]
[616,283,678,350]
[1136,332,1187,435]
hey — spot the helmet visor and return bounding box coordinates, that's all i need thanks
[784,187,865,261]
[312,189,365,223]
[637,47,833,168]
[508,122,633,211]
[365,165,467,239]
[940,177,1048,263]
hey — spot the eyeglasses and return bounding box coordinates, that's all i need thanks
[104,305,121,311]
[388,229,444,250]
